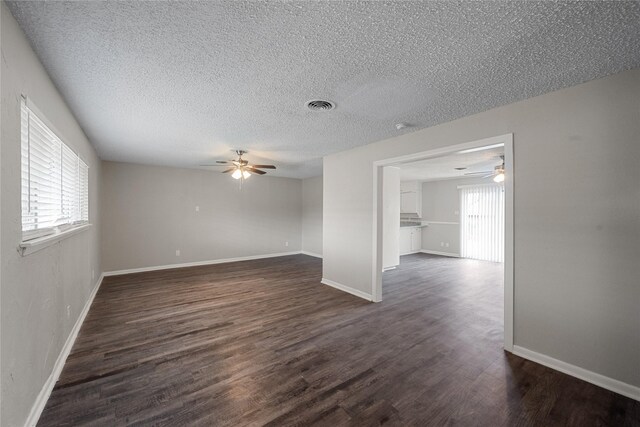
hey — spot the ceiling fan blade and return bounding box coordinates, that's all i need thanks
[250,164,276,169]
[200,164,228,166]
[216,160,230,164]
[222,167,235,173]
[245,167,266,175]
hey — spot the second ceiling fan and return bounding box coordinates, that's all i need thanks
[464,155,505,183]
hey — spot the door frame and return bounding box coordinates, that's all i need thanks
[371,133,514,351]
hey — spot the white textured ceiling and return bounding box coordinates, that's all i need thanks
[399,146,504,182]
[7,1,640,178]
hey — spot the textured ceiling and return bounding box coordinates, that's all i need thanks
[7,1,640,178]
[399,146,504,182]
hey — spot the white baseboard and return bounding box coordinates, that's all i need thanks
[399,250,421,256]
[300,251,322,259]
[420,249,460,257]
[321,278,372,302]
[512,345,640,402]
[25,273,105,427]
[103,251,302,276]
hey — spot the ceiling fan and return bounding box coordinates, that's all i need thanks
[201,150,276,180]
[464,155,505,183]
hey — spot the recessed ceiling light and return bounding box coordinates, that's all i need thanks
[306,100,335,111]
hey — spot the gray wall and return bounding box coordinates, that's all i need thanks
[421,177,486,255]
[323,69,640,388]
[301,175,322,257]
[1,4,102,426]
[101,161,302,272]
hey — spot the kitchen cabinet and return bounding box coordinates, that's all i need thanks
[400,181,422,217]
[400,181,420,192]
[411,228,422,252]
[400,227,422,255]
[401,191,418,215]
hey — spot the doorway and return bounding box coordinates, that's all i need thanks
[372,134,514,351]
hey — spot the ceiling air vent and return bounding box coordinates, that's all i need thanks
[306,99,335,111]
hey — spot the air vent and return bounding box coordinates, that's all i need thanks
[306,99,335,111]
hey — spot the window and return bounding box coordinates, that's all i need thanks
[459,184,504,263]
[21,98,89,241]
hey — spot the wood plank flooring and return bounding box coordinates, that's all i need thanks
[38,253,639,426]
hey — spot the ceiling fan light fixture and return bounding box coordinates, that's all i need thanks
[493,172,505,183]
[204,149,275,180]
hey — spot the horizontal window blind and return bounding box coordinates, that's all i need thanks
[21,98,89,240]
[459,184,504,263]
[79,159,89,222]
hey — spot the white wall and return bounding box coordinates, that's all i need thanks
[421,177,486,255]
[382,167,400,268]
[101,161,302,272]
[323,69,640,389]
[301,175,322,257]
[1,3,102,426]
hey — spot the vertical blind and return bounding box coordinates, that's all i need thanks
[21,98,89,241]
[459,184,504,262]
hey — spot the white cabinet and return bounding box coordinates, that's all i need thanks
[400,181,419,192]
[401,191,418,214]
[399,228,411,255]
[399,227,422,255]
[411,228,422,252]
[400,181,422,217]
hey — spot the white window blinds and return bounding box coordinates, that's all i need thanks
[459,184,504,263]
[21,98,89,241]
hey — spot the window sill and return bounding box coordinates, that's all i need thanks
[19,224,92,256]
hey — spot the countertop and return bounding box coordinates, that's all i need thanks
[400,222,428,228]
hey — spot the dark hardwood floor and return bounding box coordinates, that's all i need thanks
[38,253,639,426]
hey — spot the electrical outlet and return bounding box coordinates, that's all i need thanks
[66,305,71,318]
[175,249,181,257]
[195,206,199,212]
[445,243,450,248]
[440,242,444,247]
[285,241,289,247]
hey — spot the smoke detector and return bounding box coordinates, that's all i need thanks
[306,100,335,111]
